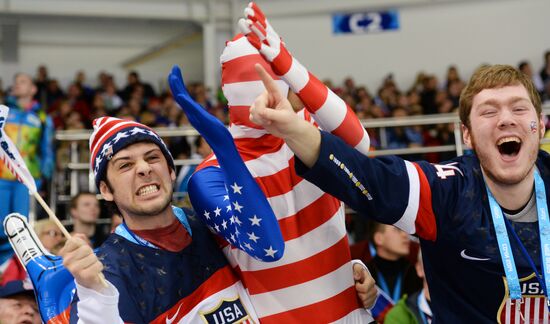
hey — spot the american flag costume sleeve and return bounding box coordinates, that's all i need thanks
[239,2,371,155]
[4,214,75,324]
[168,66,284,261]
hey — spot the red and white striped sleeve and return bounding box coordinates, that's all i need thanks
[240,2,371,155]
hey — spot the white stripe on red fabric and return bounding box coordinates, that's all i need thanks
[393,160,420,234]
[225,206,345,271]
[266,179,327,220]
[222,80,289,107]
[243,144,293,178]
[220,36,258,63]
[249,262,354,318]
[282,57,310,93]
[313,91,348,132]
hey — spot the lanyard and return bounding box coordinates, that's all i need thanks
[376,271,403,302]
[417,290,431,324]
[115,206,192,249]
[486,169,550,304]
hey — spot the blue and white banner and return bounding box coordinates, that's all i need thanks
[333,10,399,35]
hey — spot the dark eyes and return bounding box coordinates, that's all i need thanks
[119,163,131,170]
[118,156,159,170]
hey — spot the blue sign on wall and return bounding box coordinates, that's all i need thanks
[333,10,399,35]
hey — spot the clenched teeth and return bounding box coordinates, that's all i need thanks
[138,185,159,196]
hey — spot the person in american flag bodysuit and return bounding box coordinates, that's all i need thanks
[166,3,375,322]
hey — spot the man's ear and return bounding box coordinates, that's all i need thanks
[99,181,114,202]
[170,168,176,182]
[462,124,472,148]
[70,207,77,219]
[373,231,383,248]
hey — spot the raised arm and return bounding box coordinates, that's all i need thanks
[168,66,284,261]
[239,2,370,155]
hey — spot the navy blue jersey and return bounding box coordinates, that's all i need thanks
[297,131,550,323]
[69,212,257,323]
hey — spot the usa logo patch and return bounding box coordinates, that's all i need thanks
[200,296,253,324]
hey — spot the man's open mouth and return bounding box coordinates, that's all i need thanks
[497,136,521,157]
[136,184,159,196]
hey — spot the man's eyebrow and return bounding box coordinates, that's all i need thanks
[478,96,530,108]
[508,96,531,105]
[144,148,162,156]
[110,156,131,165]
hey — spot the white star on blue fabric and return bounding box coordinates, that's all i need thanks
[221,220,228,230]
[226,204,232,212]
[232,201,243,213]
[214,207,221,217]
[249,215,262,226]
[203,210,210,220]
[230,182,243,194]
[244,243,253,250]
[112,131,129,144]
[214,224,220,232]
[234,216,242,226]
[223,195,229,201]
[247,232,259,243]
[264,246,278,258]
[129,127,147,135]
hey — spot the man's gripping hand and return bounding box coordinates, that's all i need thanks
[59,234,104,292]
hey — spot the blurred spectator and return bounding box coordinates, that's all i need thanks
[447,79,463,109]
[366,222,422,319]
[175,136,212,196]
[519,60,544,93]
[90,93,108,120]
[121,70,156,101]
[33,65,49,107]
[444,65,462,90]
[35,219,66,255]
[100,81,123,114]
[191,83,213,112]
[385,249,432,324]
[73,70,95,102]
[0,73,55,265]
[540,50,550,85]
[69,192,107,248]
[50,99,72,130]
[0,279,41,324]
[95,71,110,93]
[45,79,65,110]
[66,83,91,126]
[420,75,438,115]
[387,107,423,157]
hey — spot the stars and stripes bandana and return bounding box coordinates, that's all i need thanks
[89,117,175,189]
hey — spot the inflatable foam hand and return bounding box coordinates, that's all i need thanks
[168,66,285,261]
[4,214,75,324]
[240,2,371,155]
[168,66,235,152]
